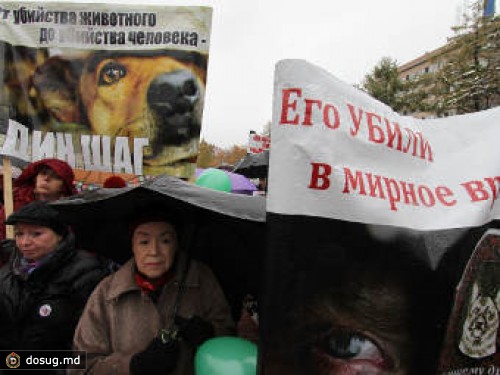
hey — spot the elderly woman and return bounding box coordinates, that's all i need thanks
[73,212,235,374]
[0,201,109,351]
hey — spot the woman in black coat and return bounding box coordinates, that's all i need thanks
[0,201,109,352]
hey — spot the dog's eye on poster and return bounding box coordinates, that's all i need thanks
[0,2,212,179]
[98,61,126,85]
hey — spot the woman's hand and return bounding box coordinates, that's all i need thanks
[175,315,215,347]
[129,336,179,374]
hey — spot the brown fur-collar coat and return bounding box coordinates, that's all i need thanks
[72,253,235,374]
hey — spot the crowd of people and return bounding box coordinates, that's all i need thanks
[3,157,457,375]
[0,158,257,374]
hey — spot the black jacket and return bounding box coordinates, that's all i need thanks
[0,233,109,351]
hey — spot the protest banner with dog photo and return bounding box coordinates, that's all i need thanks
[0,2,212,179]
[260,59,500,374]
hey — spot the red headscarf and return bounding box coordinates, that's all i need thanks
[0,158,77,242]
[12,158,77,209]
[14,158,77,195]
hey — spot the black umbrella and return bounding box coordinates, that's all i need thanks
[51,175,266,319]
[233,151,269,178]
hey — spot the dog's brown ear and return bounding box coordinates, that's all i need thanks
[2,44,50,128]
[30,56,85,124]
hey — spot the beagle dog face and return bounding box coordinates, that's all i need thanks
[79,53,204,146]
[29,49,207,171]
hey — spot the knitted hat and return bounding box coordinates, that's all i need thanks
[6,201,68,235]
[103,176,127,188]
[14,158,77,195]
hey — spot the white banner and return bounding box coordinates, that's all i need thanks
[0,2,211,52]
[268,59,500,230]
[247,132,270,154]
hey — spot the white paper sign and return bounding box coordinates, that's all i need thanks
[268,59,500,230]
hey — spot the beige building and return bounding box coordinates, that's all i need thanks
[398,31,499,118]
[397,44,457,119]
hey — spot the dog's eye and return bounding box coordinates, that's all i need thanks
[98,62,126,86]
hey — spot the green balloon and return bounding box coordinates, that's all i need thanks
[195,337,258,375]
[195,168,232,192]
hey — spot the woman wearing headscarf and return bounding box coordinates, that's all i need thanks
[73,211,235,374]
[0,201,109,353]
[0,158,77,243]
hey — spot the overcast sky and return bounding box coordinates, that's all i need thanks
[200,0,466,147]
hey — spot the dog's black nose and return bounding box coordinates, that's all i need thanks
[147,69,202,148]
[147,70,200,115]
